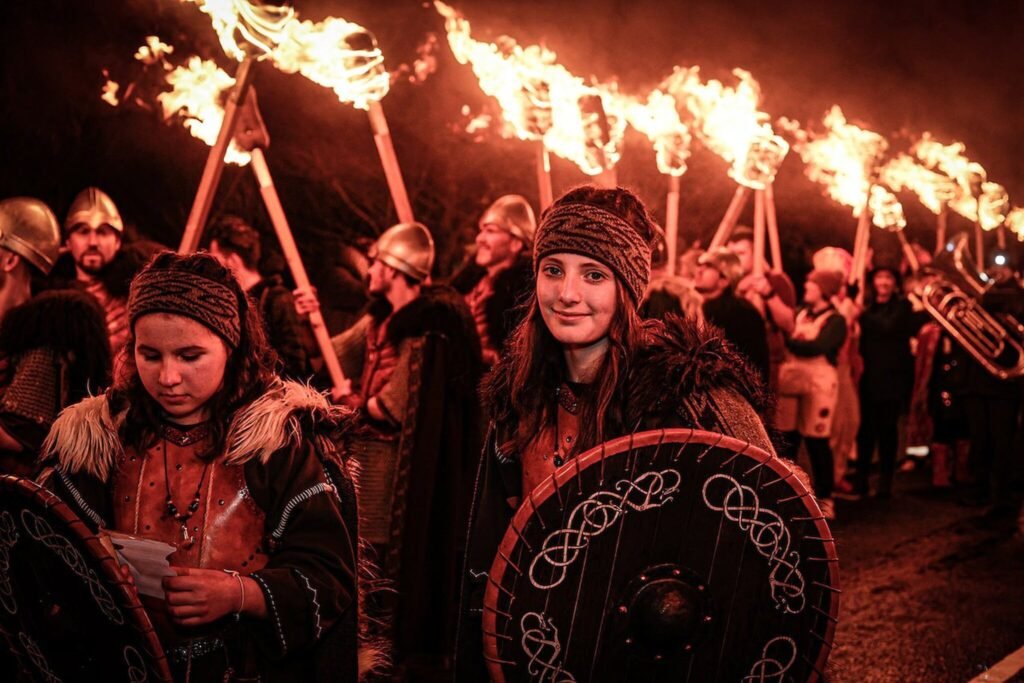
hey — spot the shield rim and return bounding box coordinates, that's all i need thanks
[0,474,172,682]
[482,427,840,682]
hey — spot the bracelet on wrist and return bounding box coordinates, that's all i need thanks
[223,569,245,621]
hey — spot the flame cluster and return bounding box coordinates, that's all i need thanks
[912,134,1009,230]
[879,154,957,215]
[435,1,623,176]
[158,54,251,165]
[782,106,904,229]
[624,89,691,177]
[664,67,788,189]
[1006,208,1024,242]
[184,0,390,110]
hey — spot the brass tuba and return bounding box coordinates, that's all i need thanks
[907,233,1024,380]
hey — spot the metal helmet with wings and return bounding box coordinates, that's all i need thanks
[482,429,839,682]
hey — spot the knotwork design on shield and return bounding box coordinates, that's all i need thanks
[743,636,798,682]
[528,469,682,590]
[702,473,807,614]
[0,511,19,615]
[21,508,124,625]
[520,612,576,682]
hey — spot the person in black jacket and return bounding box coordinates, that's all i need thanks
[694,248,771,383]
[854,266,928,497]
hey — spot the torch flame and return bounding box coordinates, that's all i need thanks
[878,153,957,214]
[868,185,907,231]
[781,106,900,228]
[435,1,624,176]
[663,67,788,189]
[912,133,1010,230]
[157,54,252,166]
[183,0,390,110]
[625,89,692,177]
[1007,208,1024,242]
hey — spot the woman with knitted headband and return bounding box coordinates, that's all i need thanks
[454,186,778,678]
[40,252,366,681]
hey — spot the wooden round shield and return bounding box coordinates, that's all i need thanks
[483,429,839,682]
[0,475,171,682]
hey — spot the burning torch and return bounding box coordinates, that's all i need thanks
[179,0,415,245]
[625,88,692,273]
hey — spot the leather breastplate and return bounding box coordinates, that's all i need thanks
[110,429,268,574]
[110,427,269,646]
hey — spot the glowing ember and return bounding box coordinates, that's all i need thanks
[435,1,623,176]
[879,153,957,214]
[101,79,121,107]
[625,88,692,176]
[781,106,898,228]
[391,33,440,85]
[1007,208,1024,241]
[663,67,788,188]
[135,35,175,65]
[157,54,251,165]
[183,0,390,110]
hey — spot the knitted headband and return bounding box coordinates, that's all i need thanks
[533,202,652,304]
[128,269,242,348]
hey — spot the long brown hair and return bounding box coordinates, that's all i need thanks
[494,185,658,455]
[110,252,278,458]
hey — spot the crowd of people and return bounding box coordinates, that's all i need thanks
[0,184,1020,680]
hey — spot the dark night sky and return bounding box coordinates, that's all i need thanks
[1,0,1021,276]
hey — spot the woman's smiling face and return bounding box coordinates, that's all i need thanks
[536,253,618,348]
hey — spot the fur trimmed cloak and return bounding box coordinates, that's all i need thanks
[40,380,373,681]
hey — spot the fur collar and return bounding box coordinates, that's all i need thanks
[43,381,351,483]
[483,314,770,433]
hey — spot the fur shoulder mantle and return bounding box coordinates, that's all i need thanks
[43,381,351,483]
[483,314,770,426]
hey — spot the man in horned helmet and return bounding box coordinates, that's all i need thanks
[451,195,536,366]
[0,197,110,475]
[61,187,132,354]
[296,221,483,677]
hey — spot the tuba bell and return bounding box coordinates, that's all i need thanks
[907,233,1024,380]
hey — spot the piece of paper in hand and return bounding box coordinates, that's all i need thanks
[107,531,176,599]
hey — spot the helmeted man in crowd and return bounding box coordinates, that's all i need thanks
[727,226,797,389]
[695,248,771,383]
[451,195,535,366]
[207,215,310,380]
[296,221,482,678]
[59,187,132,354]
[0,197,110,475]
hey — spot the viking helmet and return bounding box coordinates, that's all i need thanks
[0,197,62,274]
[64,187,123,234]
[698,248,743,288]
[369,222,434,281]
[480,194,536,247]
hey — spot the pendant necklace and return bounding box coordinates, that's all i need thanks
[161,439,212,549]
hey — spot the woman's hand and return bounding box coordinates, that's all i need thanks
[163,567,264,626]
